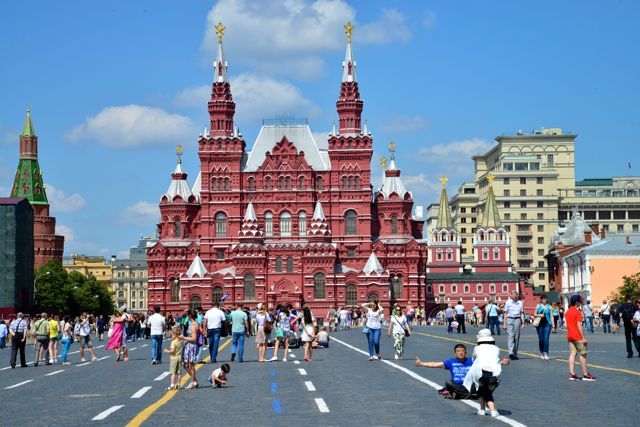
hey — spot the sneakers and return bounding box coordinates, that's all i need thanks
[490,411,499,417]
[282,358,287,362]
[394,354,399,360]
[569,374,581,381]
[63,362,71,365]
[582,373,597,381]
[231,353,236,362]
[91,357,97,362]
[81,358,86,362]
[151,359,157,365]
[49,358,54,364]
[543,354,550,360]
[268,356,278,362]
[477,409,486,416]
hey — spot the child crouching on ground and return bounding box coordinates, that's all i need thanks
[208,363,230,388]
[164,326,184,390]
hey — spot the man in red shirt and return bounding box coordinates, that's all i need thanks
[566,295,596,381]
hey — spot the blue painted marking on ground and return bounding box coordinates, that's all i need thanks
[273,399,282,414]
[270,369,276,377]
[271,381,278,392]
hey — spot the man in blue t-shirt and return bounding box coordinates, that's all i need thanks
[416,344,474,398]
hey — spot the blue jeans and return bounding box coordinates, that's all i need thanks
[536,323,552,354]
[61,337,72,363]
[130,333,137,342]
[207,328,221,362]
[602,315,611,333]
[150,334,163,362]
[0,336,5,348]
[447,318,453,333]
[488,316,501,335]
[231,332,245,362]
[586,316,594,333]
[367,328,381,357]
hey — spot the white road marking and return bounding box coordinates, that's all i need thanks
[289,354,296,358]
[45,370,64,376]
[0,366,11,371]
[131,386,152,399]
[96,345,105,349]
[91,405,124,421]
[293,360,301,365]
[314,398,330,413]
[304,381,316,391]
[98,356,110,361]
[154,371,170,381]
[129,347,137,351]
[141,344,148,347]
[297,368,307,376]
[5,380,33,389]
[331,336,527,427]
[69,350,80,355]
[77,362,91,367]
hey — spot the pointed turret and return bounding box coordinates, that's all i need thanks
[307,201,331,239]
[239,202,263,240]
[435,177,453,230]
[363,252,384,276]
[186,254,208,278]
[336,22,363,135]
[163,145,193,203]
[379,142,410,199]
[208,22,236,137]
[480,174,502,228]
[22,107,36,137]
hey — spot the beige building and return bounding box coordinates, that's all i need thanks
[449,127,640,290]
[111,236,156,313]
[63,255,112,287]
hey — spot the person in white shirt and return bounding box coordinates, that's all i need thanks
[454,301,466,334]
[601,300,611,333]
[148,306,166,364]
[203,302,226,363]
[502,291,524,360]
[0,320,7,349]
[485,300,501,336]
[387,306,410,359]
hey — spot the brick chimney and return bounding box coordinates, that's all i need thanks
[584,231,592,244]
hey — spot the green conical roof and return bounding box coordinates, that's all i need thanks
[480,176,502,228]
[11,159,48,204]
[436,177,453,229]
[21,107,36,137]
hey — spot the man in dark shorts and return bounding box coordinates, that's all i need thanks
[416,344,474,398]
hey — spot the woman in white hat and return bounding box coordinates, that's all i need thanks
[463,328,510,418]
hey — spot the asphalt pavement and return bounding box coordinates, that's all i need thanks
[1,324,638,426]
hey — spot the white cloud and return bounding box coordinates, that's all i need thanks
[67,105,198,148]
[45,183,86,213]
[120,201,159,226]
[378,115,428,134]
[56,224,75,243]
[418,138,492,163]
[116,250,130,260]
[202,0,410,79]
[124,201,158,217]
[422,9,437,29]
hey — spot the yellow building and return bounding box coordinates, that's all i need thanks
[449,127,640,290]
[63,254,113,287]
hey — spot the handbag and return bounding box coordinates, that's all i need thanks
[263,318,272,334]
[362,326,370,335]
[392,316,410,337]
[532,304,543,327]
[275,328,285,339]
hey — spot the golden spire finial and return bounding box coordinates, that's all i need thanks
[380,156,388,170]
[176,144,183,164]
[344,22,353,43]
[441,176,448,188]
[215,22,226,43]
[388,141,396,153]
[487,173,495,187]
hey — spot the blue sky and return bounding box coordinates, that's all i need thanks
[1,0,639,258]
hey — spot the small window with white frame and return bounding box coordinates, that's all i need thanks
[502,283,508,292]
[436,249,443,261]
[464,284,470,293]
[482,248,489,260]
[477,284,483,293]
[446,248,453,261]
[451,284,457,293]
[489,283,496,293]
[439,284,445,294]
[493,247,500,260]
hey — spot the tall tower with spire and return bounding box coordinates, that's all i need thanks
[427,177,461,274]
[10,108,64,269]
[473,173,511,272]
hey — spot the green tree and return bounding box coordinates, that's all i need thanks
[609,272,640,304]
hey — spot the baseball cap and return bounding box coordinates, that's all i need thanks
[570,294,582,305]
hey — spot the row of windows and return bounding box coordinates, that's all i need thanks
[503,213,545,220]
[436,283,509,294]
[503,177,545,185]
[117,290,145,298]
[503,189,545,197]
[502,200,545,208]
[247,176,325,191]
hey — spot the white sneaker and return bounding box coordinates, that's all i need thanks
[268,356,278,362]
[282,358,287,362]
[477,409,486,416]
[491,411,499,417]
[394,354,399,360]
[63,362,71,365]
[81,358,86,362]
[49,358,54,364]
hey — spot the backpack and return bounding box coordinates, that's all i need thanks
[621,303,634,322]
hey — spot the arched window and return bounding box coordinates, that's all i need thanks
[244,274,255,300]
[286,256,294,273]
[348,176,353,189]
[482,248,489,261]
[225,177,230,191]
[265,176,272,190]
[477,284,483,293]
[354,176,360,189]
[212,286,223,303]
[391,215,398,234]
[316,176,324,190]
[464,284,470,293]
[426,284,433,294]
[342,176,347,189]
[314,273,326,299]
[218,178,224,191]
[170,280,180,302]
[189,295,202,310]
[298,212,307,236]
[275,256,283,273]
[367,292,379,303]
[265,212,273,237]
[390,275,402,300]
[446,248,453,261]
[493,247,500,260]
[174,219,181,238]
[345,210,357,235]
[286,177,291,189]
[211,177,217,191]
[298,176,305,189]
[248,177,255,191]
[489,283,496,294]
[346,284,357,305]
[436,249,443,261]
[279,176,285,189]
[280,212,292,237]
[215,212,227,237]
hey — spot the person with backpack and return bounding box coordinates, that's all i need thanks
[620,298,640,358]
[601,300,611,334]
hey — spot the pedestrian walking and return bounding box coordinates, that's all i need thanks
[503,291,524,360]
[445,304,455,334]
[229,303,249,363]
[269,306,291,362]
[454,301,466,334]
[180,310,199,389]
[551,303,560,333]
[632,300,640,356]
[33,312,50,366]
[601,300,611,333]
[620,298,640,358]
[387,306,410,360]
[96,315,106,342]
[362,300,384,361]
[9,313,28,368]
[48,314,60,364]
[203,302,226,364]
[164,326,183,390]
[300,306,316,361]
[60,315,73,365]
[326,306,336,332]
[534,294,554,360]
[148,306,166,365]
[77,312,97,362]
[255,303,271,362]
[566,295,596,381]
[463,329,510,417]
[582,300,594,333]
[0,319,7,349]
[485,300,500,336]
[106,307,129,362]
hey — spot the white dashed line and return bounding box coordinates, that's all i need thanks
[45,370,64,376]
[98,356,110,361]
[0,366,11,371]
[314,398,330,413]
[5,380,33,389]
[297,368,307,376]
[129,347,137,351]
[77,362,91,367]
[96,345,105,349]
[331,336,527,427]
[289,354,296,358]
[131,386,152,399]
[141,344,148,347]
[91,405,124,421]
[154,372,170,381]
[304,381,316,391]
[293,360,301,365]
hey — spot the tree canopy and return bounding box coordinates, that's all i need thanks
[34,261,115,316]
[609,272,640,304]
